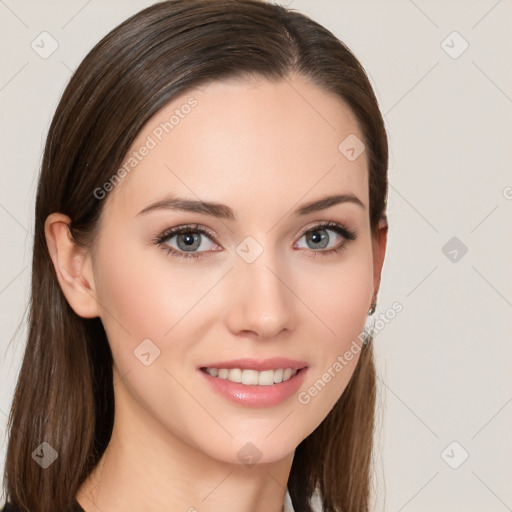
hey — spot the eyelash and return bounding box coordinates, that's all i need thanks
[153,222,357,261]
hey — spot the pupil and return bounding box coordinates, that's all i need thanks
[178,232,200,251]
[308,230,328,249]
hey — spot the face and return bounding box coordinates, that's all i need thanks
[89,74,377,465]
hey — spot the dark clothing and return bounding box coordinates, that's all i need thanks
[3,489,296,511]
[1,502,84,512]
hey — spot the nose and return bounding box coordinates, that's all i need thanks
[224,250,296,340]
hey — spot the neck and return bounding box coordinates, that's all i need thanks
[76,370,292,512]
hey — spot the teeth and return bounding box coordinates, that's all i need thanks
[273,368,284,383]
[228,368,242,383]
[205,367,298,385]
[283,368,293,380]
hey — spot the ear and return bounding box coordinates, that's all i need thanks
[371,216,388,303]
[44,212,100,318]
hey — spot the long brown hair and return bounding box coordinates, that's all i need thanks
[2,1,388,511]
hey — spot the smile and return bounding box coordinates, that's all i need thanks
[201,367,298,386]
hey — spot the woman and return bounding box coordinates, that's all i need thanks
[1,1,388,511]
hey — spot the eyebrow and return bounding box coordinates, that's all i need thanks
[137,193,365,220]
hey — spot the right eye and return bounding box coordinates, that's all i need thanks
[154,224,223,260]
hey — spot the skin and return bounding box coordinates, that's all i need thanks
[45,73,387,512]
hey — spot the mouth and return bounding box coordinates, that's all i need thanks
[197,357,308,407]
[199,366,304,386]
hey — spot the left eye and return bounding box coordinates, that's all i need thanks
[292,227,343,249]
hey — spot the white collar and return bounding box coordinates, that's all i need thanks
[283,487,295,512]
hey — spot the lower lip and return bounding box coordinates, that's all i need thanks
[198,368,308,408]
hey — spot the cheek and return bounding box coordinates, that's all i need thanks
[295,245,373,410]
[92,236,212,346]
[299,245,374,346]
[93,250,160,346]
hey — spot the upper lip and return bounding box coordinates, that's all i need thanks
[199,357,308,371]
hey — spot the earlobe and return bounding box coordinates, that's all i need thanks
[44,213,100,319]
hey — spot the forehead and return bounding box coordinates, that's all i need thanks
[102,74,368,221]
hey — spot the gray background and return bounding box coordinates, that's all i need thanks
[1,0,511,510]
